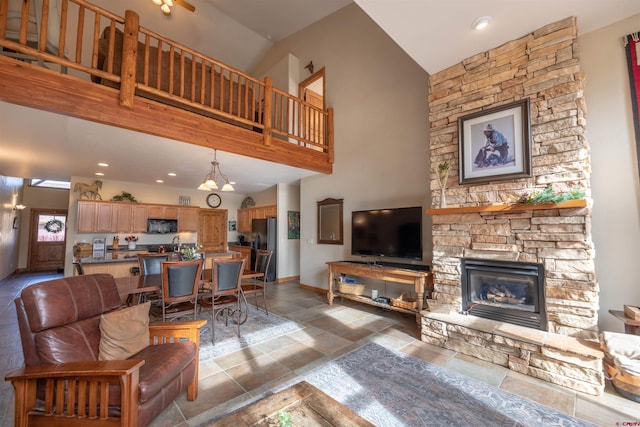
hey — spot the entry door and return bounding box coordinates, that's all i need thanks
[29,209,67,271]
[198,209,227,253]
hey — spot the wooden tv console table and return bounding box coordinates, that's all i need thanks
[326,261,432,327]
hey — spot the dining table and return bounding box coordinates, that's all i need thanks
[115,274,162,305]
[115,268,265,307]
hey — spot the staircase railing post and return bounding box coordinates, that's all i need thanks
[119,10,139,107]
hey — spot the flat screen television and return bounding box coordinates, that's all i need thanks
[351,206,422,260]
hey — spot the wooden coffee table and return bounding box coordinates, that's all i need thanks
[207,381,373,426]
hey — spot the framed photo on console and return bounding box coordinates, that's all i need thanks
[458,98,532,184]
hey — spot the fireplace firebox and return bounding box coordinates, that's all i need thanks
[461,258,547,331]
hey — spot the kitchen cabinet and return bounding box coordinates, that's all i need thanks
[237,209,252,233]
[228,245,252,272]
[78,201,115,232]
[131,205,148,232]
[263,205,277,218]
[198,209,227,253]
[80,260,138,277]
[178,207,200,232]
[114,203,133,232]
[77,201,97,232]
[237,205,277,233]
[95,202,115,232]
[148,205,179,219]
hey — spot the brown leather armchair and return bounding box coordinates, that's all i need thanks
[5,274,206,427]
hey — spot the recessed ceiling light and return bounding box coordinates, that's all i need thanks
[95,172,104,176]
[98,162,109,167]
[168,172,176,177]
[156,179,164,183]
[472,16,492,30]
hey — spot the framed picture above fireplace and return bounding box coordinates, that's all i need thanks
[458,98,532,184]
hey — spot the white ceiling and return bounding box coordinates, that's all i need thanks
[2,0,640,194]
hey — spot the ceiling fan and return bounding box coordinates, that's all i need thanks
[152,0,195,15]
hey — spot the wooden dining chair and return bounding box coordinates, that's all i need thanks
[241,249,273,315]
[150,259,203,321]
[138,253,170,275]
[200,257,246,345]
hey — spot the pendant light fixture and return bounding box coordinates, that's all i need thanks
[197,150,235,192]
[151,0,195,16]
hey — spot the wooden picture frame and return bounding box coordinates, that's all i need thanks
[458,98,532,184]
[317,198,343,245]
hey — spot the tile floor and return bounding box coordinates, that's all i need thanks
[1,272,639,426]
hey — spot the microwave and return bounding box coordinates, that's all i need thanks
[146,218,178,234]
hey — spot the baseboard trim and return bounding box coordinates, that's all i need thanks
[299,283,327,295]
[276,275,300,283]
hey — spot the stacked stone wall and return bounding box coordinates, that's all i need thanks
[425,17,601,392]
[427,17,597,340]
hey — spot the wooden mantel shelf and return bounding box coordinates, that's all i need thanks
[425,199,587,215]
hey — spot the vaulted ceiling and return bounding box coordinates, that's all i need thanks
[2,0,639,193]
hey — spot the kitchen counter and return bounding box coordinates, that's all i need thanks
[79,250,241,265]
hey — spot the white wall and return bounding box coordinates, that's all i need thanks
[277,183,301,280]
[581,13,640,333]
[252,4,431,290]
[0,176,24,280]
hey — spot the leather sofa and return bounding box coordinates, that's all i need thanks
[5,274,206,427]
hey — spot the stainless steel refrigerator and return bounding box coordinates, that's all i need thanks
[251,218,277,281]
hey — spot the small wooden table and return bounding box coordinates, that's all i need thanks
[609,309,640,335]
[207,381,373,426]
[327,261,432,329]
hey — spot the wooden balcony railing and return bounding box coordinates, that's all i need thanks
[0,0,333,162]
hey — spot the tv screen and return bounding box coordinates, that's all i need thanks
[351,206,423,260]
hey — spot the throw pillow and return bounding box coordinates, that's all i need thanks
[98,302,151,360]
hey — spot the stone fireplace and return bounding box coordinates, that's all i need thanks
[461,258,546,331]
[423,17,604,395]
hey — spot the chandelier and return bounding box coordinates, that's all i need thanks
[197,150,235,192]
[151,0,195,16]
[152,0,173,15]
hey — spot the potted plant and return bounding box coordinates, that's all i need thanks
[181,245,202,260]
[124,235,138,250]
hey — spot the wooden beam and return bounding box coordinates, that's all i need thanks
[425,199,587,215]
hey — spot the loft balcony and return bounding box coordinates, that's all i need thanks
[0,0,334,174]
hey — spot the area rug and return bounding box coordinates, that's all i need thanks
[197,305,303,360]
[297,342,595,427]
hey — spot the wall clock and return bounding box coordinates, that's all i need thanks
[206,193,222,208]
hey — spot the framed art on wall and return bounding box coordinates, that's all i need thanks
[458,98,532,184]
[288,211,300,239]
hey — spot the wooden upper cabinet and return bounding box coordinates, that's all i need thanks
[114,203,133,232]
[131,205,148,233]
[148,205,179,219]
[178,207,199,232]
[95,203,115,232]
[237,205,277,233]
[264,205,277,218]
[237,209,251,233]
[77,201,97,232]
